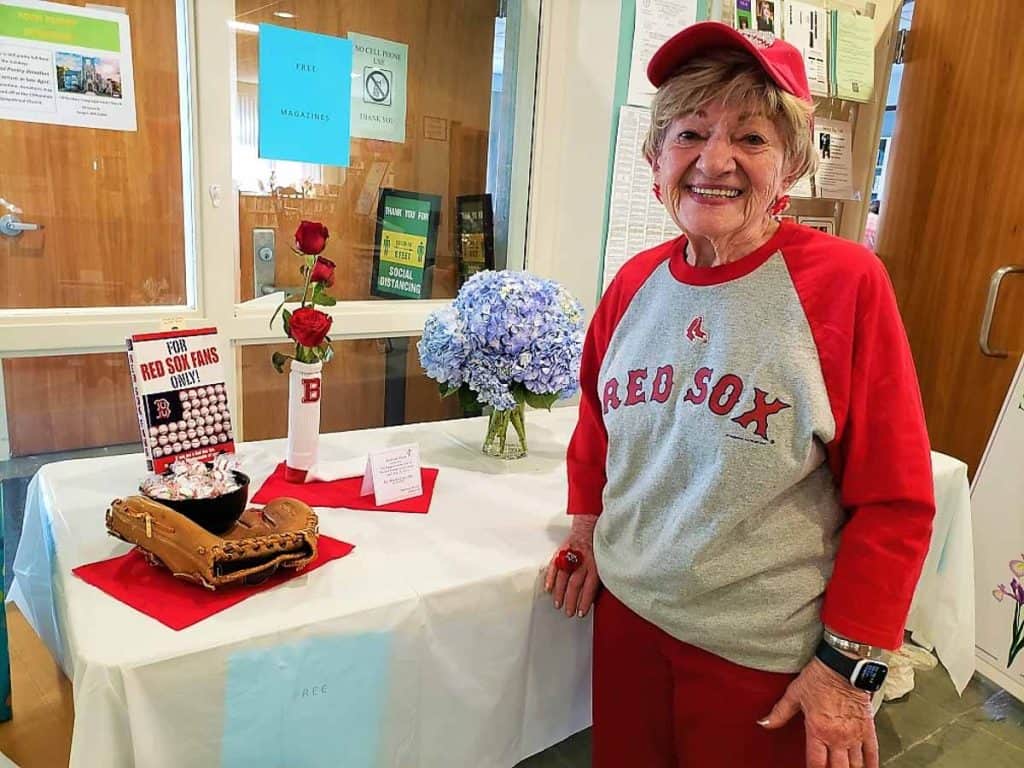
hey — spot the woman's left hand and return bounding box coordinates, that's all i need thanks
[759,658,879,768]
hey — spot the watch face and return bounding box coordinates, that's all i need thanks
[854,661,889,692]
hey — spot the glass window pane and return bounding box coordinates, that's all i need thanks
[232,1,532,303]
[239,337,464,441]
[0,0,192,310]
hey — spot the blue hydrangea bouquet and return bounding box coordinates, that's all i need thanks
[417,270,585,459]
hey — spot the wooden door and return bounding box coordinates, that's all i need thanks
[1,0,185,456]
[876,0,1024,476]
[0,0,186,309]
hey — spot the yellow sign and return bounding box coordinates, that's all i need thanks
[381,232,426,268]
[461,233,486,265]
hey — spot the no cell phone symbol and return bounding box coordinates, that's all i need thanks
[364,67,392,106]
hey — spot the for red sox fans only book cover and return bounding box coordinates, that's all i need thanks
[126,327,236,473]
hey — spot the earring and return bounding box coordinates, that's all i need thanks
[770,195,790,218]
[652,183,663,203]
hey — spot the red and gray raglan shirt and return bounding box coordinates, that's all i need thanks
[567,220,935,673]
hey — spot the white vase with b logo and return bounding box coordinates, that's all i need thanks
[285,359,323,482]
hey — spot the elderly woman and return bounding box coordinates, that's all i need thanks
[545,22,934,768]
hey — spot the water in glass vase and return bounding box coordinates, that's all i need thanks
[482,402,527,460]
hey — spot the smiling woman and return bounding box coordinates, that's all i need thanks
[643,47,816,267]
[549,21,936,768]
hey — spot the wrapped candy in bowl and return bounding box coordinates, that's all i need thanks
[139,455,250,534]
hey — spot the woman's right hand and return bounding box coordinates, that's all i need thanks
[544,514,600,618]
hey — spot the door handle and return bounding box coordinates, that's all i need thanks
[0,213,43,238]
[979,265,1024,357]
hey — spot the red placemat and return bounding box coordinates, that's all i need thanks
[73,536,354,631]
[251,463,437,514]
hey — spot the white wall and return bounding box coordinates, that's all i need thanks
[525,0,622,318]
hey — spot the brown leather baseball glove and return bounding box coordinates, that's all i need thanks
[106,495,319,590]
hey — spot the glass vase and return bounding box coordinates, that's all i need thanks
[482,401,528,460]
[285,359,322,482]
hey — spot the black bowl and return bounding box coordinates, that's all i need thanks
[141,470,250,534]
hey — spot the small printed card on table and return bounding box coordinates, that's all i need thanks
[359,443,422,505]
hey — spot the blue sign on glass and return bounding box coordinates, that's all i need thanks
[221,633,393,768]
[258,24,352,166]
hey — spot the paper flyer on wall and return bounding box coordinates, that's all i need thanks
[783,1,828,97]
[830,9,875,103]
[711,0,730,25]
[258,24,352,166]
[0,0,137,131]
[813,117,854,199]
[626,0,699,107]
[734,0,753,30]
[349,32,408,143]
[126,328,236,474]
[752,0,780,35]
[602,105,680,292]
[790,174,813,199]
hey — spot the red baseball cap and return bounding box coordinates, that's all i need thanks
[647,22,812,103]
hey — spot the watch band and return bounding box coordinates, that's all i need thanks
[823,628,881,659]
[815,639,889,693]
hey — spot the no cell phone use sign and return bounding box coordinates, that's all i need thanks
[364,67,392,105]
[351,32,407,143]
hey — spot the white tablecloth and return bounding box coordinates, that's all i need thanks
[906,452,975,693]
[8,410,974,767]
[10,410,591,768]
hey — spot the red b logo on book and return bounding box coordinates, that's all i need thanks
[301,377,321,404]
[154,398,171,420]
[686,316,709,344]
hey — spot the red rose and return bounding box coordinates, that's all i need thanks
[289,307,332,348]
[309,256,336,287]
[295,220,329,255]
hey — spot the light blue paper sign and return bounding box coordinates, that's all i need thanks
[258,24,352,166]
[222,633,393,768]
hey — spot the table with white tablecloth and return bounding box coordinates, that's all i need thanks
[905,452,975,694]
[8,408,974,767]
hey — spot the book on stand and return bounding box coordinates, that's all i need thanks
[126,327,236,473]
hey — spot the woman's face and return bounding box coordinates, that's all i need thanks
[651,99,791,243]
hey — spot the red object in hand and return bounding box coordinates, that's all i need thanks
[555,547,583,574]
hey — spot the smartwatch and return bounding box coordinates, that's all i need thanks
[814,639,889,693]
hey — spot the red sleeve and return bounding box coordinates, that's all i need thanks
[566,241,678,515]
[788,236,935,650]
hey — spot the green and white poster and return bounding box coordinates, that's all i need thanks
[371,189,440,299]
[0,0,137,130]
[350,32,407,143]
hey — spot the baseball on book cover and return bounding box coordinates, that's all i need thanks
[126,327,235,473]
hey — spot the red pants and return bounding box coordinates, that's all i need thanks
[593,589,806,768]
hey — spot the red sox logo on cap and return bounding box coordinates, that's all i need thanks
[738,29,776,48]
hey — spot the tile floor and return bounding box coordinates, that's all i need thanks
[515,664,1024,767]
